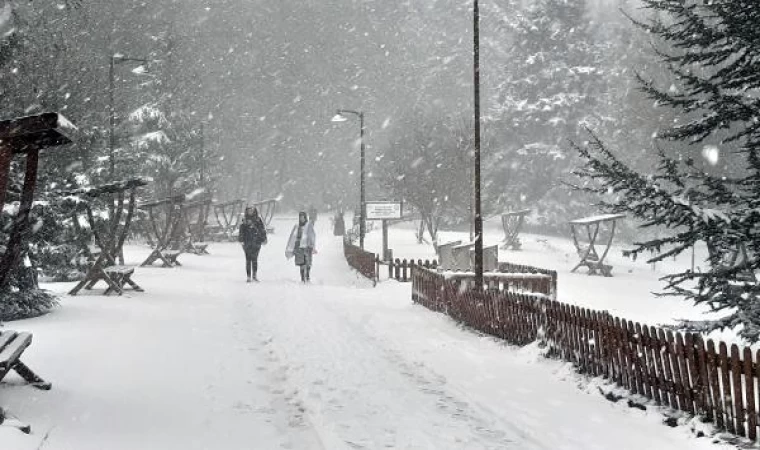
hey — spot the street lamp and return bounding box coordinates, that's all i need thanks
[473,0,484,289]
[109,53,150,179]
[331,109,366,250]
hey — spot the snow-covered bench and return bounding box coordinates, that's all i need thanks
[163,251,182,266]
[102,265,143,295]
[0,331,50,390]
[184,242,209,255]
[70,255,143,296]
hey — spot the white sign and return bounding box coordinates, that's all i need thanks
[366,201,402,220]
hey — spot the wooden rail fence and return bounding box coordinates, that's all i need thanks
[412,266,760,441]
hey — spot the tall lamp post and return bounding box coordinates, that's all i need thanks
[109,53,150,179]
[473,0,484,289]
[331,109,366,250]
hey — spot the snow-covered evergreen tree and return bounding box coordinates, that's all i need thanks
[487,0,607,230]
[574,0,760,341]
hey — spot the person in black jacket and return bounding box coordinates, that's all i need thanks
[238,206,267,282]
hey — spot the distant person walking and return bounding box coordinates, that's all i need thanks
[238,206,267,282]
[285,211,316,283]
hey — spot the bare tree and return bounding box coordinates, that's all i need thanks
[380,112,472,248]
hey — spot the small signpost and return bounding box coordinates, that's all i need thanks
[366,201,402,261]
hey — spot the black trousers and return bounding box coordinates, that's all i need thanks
[244,245,261,277]
[299,264,311,282]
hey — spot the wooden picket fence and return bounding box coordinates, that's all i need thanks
[342,238,377,284]
[498,261,558,299]
[380,258,437,282]
[380,259,556,299]
[448,272,555,299]
[412,266,760,441]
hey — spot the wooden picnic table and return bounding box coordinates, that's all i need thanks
[212,198,244,241]
[249,198,278,233]
[66,179,147,296]
[181,197,212,255]
[501,209,531,250]
[707,241,757,283]
[140,194,186,267]
[569,213,625,277]
[0,330,51,390]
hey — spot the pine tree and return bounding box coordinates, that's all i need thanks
[574,0,760,341]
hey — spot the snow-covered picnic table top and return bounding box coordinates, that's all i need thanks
[502,209,531,217]
[569,213,626,225]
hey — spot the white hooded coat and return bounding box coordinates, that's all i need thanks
[285,220,316,259]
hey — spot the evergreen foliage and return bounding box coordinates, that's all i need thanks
[574,0,760,341]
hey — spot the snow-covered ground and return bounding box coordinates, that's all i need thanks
[364,218,743,344]
[0,216,733,449]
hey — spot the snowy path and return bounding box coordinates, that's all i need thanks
[1,218,728,449]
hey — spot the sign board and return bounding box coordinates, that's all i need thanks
[366,201,402,220]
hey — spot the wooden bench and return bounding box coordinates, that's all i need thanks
[0,331,50,390]
[70,254,144,296]
[184,242,209,255]
[102,265,143,295]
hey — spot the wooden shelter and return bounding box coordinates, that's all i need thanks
[0,113,75,290]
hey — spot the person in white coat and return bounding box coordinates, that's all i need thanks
[285,211,316,282]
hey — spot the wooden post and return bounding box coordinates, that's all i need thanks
[0,113,75,290]
[382,219,389,261]
[0,147,13,208]
[0,151,40,287]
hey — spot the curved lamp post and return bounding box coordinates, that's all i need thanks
[0,112,76,289]
[331,109,366,249]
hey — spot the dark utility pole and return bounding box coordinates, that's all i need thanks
[359,111,366,250]
[473,0,484,289]
[332,109,366,250]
